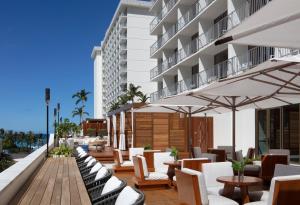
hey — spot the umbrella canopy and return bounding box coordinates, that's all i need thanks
[215,0,300,48]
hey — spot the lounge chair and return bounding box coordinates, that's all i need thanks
[129,147,144,161]
[86,167,113,190]
[153,152,173,174]
[260,155,288,182]
[81,162,103,180]
[269,149,290,163]
[100,186,145,205]
[132,156,170,188]
[193,147,217,162]
[244,175,300,205]
[207,149,226,162]
[274,164,300,177]
[113,149,134,172]
[175,168,238,205]
[88,176,127,205]
[80,158,97,173]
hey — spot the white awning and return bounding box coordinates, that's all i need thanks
[215,0,300,48]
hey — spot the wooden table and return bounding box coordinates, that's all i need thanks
[164,161,181,180]
[90,141,106,152]
[18,157,91,205]
[217,176,262,204]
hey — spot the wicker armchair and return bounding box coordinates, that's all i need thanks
[86,169,113,190]
[89,179,127,205]
[96,187,145,205]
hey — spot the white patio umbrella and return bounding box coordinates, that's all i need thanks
[106,117,111,146]
[119,111,126,150]
[112,114,117,148]
[215,0,300,48]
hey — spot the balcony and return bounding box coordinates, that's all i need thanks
[150,0,215,56]
[150,47,300,102]
[150,0,178,33]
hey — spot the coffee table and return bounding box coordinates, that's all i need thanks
[164,161,181,180]
[217,176,263,204]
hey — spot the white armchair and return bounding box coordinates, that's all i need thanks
[129,147,144,161]
[154,152,173,174]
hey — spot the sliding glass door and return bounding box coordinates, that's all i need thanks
[257,104,300,163]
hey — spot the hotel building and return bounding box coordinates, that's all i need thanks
[149,0,300,161]
[92,0,157,119]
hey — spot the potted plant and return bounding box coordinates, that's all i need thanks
[144,144,152,150]
[170,147,179,161]
[232,159,247,181]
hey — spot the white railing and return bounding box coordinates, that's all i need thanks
[0,134,54,205]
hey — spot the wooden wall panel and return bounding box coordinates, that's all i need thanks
[169,113,187,151]
[153,113,169,151]
[135,113,153,148]
[192,117,213,152]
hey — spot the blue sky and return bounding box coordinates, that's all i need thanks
[0,0,120,133]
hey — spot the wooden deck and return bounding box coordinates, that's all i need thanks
[17,158,91,205]
[114,172,179,205]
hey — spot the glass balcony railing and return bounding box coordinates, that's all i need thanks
[150,0,214,56]
[150,0,178,32]
[150,47,300,102]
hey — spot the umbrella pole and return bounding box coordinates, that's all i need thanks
[232,97,236,160]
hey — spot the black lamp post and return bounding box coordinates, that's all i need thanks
[45,88,50,157]
[54,108,57,147]
[57,103,60,126]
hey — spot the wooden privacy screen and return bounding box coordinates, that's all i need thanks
[110,113,213,152]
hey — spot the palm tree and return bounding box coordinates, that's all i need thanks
[127,83,143,103]
[109,102,120,112]
[72,89,91,106]
[118,94,130,105]
[72,106,89,124]
[139,93,150,103]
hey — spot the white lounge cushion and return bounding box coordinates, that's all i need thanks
[181,168,209,205]
[101,176,122,195]
[115,186,140,205]
[154,152,173,174]
[80,153,88,158]
[138,156,149,177]
[76,147,82,151]
[95,167,109,180]
[90,162,102,174]
[173,176,176,181]
[129,148,144,161]
[208,194,239,205]
[202,162,234,188]
[84,156,93,163]
[146,172,168,180]
[121,161,134,167]
[87,158,96,167]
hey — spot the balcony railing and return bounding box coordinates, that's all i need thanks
[150,0,214,56]
[150,0,178,32]
[150,47,300,102]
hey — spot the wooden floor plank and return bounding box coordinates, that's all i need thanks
[51,158,64,205]
[18,158,52,205]
[30,158,57,205]
[61,158,70,205]
[72,158,91,205]
[39,157,60,205]
[68,158,81,205]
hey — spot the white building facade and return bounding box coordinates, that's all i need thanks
[92,0,157,119]
[149,0,300,155]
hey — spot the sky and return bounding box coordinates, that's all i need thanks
[0,0,120,133]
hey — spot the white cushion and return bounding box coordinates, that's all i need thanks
[138,156,149,177]
[121,161,133,167]
[173,176,176,181]
[76,147,83,151]
[87,158,96,167]
[146,172,169,180]
[80,153,88,158]
[202,162,233,188]
[90,162,102,174]
[208,194,239,205]
[115,186,140,205]
[154,152,173,174]
[84,156,93,163]
[101,176,122,195]
[95,167,109,180]
[129,148,144,161]
[207,186,223,196]
[181,168,209,205]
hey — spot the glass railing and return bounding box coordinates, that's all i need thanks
[150,0,214,56]
[150,47,300,102]
[150,0,178,32]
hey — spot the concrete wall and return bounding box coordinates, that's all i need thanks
[213,109,256,154]
[127,7,157,97]
[0,134,54,205]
